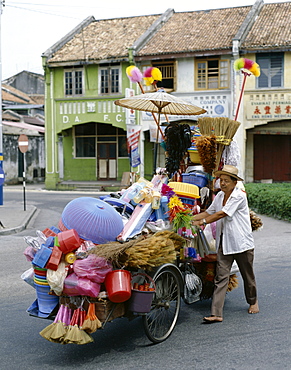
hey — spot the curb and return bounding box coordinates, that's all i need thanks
[0,206,37,236]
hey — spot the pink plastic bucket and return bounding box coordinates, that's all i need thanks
[105,270,131,303]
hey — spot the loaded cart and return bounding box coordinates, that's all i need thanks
[22,160,247,345]
[21,70,263,344]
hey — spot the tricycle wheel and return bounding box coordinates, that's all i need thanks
[143,268,181,343]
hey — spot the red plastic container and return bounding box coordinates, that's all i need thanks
[105,270,131,303]
[58,229,81,253]
[42,228,57,237]
[46,244,63,271]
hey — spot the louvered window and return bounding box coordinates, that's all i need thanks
[257,53,283,88]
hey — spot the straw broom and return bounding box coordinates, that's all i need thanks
[196,117,241,174]
[197,117,214,136]
[214,119,241,171]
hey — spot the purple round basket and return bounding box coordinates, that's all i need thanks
[61,197,124,244]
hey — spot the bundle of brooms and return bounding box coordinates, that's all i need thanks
[196,117,241,174]
[90,230,185,269]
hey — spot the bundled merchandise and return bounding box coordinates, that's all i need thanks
[21,166,241,346]
[194,117,241,175]
[164,122,192,177]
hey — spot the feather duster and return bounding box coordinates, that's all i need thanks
[143,67,162,86]
[234,58,260,77]
[126,65,143,83]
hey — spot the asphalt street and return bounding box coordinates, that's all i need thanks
[0,185,290,370]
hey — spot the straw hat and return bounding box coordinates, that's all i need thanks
[214,165,244,181]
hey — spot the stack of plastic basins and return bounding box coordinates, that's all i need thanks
[33,266,59,317]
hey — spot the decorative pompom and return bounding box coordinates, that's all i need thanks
[234,58,245,71]
[143,67,154,77]
[126,66,143,83]
[143,76,154,86]
[151,67,162,81]
[249,62,260,77]
[244,58,254,70]
[234,58,260,77]
[143,67,163,86]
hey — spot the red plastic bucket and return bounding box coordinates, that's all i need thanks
[105,270,131,303]
[58,229,81,253]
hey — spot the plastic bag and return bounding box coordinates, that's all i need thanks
[73,254,112,283]
[23,246,37,262]
[63,273,101,297]
[21,267,35,288]
[183,265,202,304]
[203,224,216,252]
[117,202,153,242]
[47,261,68,296]
[75,240,96,259]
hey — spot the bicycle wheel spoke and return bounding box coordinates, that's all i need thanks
[143,268,181,343]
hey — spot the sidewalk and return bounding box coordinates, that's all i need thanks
[0,182,110,235]
[0,203,37,235]
[0,183,44,235]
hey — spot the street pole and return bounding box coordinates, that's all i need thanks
[0,2,4,205]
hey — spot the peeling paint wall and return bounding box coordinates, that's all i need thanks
[3,134,45,184]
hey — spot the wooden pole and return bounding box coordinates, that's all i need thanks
[234,71,251,121]
[138,82,165,140]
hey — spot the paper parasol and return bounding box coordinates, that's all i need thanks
[115,90,206,116]
[115,90,206,172]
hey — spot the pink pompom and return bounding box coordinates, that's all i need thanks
[243,58,254,70]
[143,67,154,78]
[129,67,142,83]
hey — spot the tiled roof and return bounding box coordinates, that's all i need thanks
[137,7,251,56]
[2,84,37,104]
[29,94,45,105]
[2,111,19,121]
[241,2,291,50]
[23,116,45,126]
[46,2,291,64]
[48,14,160,63]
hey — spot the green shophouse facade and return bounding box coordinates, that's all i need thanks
[42,4,291,189]
[42,14,167,189]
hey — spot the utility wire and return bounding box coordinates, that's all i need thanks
[6,4,81,19]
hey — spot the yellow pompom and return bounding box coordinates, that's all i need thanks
[168,196,184,209]
[126,65,135,77]
[143,76,154,86]
[151,67,162,81]
[249,62,260,77]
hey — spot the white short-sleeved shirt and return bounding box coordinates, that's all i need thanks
[206,187,254,255]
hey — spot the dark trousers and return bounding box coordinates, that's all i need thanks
[211,244,257,317]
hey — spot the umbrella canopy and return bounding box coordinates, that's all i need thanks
[114,91,206,116]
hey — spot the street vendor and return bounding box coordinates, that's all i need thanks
[192,165,259,323]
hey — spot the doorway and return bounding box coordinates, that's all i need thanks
[98,142,117,180]
[254,134,291,181]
